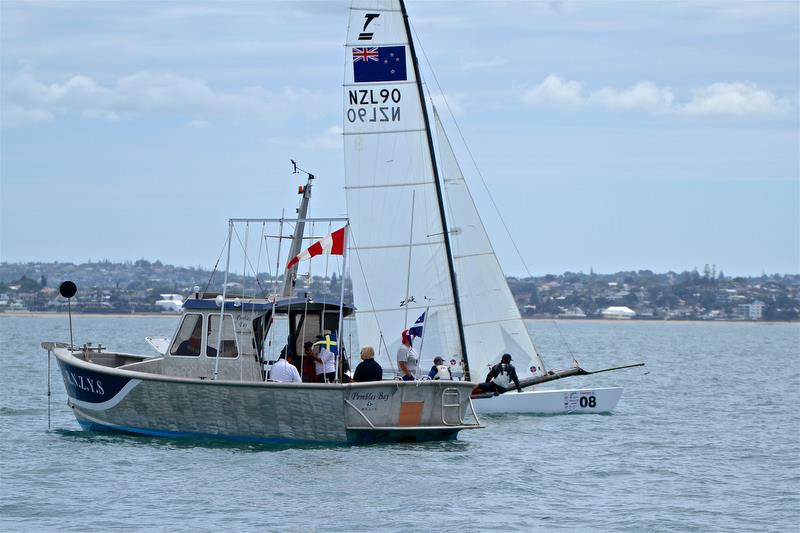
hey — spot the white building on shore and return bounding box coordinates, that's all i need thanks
[602,306,636,319]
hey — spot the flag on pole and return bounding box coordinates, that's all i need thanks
[313,330,338,356]
[408,311,425,338]
[402,311,425,343]
[286,226,345,269]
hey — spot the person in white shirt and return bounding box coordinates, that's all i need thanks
[311,341,336,383]
[396,331,418,381]
[269,347,302,383]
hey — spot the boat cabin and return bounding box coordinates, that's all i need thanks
[161,293,353,382]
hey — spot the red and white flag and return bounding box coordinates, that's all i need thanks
[286,226,346,269]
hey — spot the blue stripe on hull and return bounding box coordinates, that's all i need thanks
[75,415,462,445]
[75,416,344,445]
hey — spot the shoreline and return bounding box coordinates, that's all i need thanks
[0,311,175,318]
[0,310,794,324]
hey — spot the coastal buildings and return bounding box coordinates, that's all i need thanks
[1,262,798,321]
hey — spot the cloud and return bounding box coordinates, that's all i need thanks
[521,73,790,117]
[521,74,583,106]
[681,82,785,116]
[3,71,328,126]
[590,81,674,112]
[302,125,342,150]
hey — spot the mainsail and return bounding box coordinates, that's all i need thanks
[434,108,546,379]
[343,0,465,370]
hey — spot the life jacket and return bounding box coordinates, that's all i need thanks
[433,364,452,380]
[492,363,512,388]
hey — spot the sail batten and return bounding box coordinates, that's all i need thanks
[345,180,433,190]
[352,241,445,251]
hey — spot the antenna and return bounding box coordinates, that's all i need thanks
[59,281,77,348]
[290,159,315,181]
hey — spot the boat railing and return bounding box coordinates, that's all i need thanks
[441,388,464,425]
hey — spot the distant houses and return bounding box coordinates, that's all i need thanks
[1,262,797,321]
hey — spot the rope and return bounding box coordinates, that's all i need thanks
[203,234,232,293]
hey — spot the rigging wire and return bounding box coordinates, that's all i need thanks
[203,233,233,293]
[552,319,580,368]
[347,226,395,372]
[231,225,268,297]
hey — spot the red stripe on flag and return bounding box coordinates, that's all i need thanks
[286,226,346,269]
[308,241,323,258]
[330,227,345,255]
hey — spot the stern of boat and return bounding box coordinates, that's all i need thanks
[342,380,482,442]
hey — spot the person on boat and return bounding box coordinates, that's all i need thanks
[477,353,521,395]
[427,356,452,380]
[269,346,302,383]
[311,337,336,383]
[175,319,202,356]
[396,330,418,381]
[301,341,317,383]
[353,346,383,382]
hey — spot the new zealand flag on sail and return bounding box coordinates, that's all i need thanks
[353,46,407,83]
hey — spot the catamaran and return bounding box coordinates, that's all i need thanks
[343,0,641,414]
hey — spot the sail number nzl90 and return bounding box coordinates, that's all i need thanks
[347,89,401,123]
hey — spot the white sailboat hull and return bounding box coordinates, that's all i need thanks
[473,387,623,415]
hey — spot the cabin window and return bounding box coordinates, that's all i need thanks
[169,313,203,357]
[207,314,239,358]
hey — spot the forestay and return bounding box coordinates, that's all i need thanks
[434,108,546,380]
[343,0,463,368]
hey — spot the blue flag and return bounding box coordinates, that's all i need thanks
[313,330,338,356]
[408,312,425,338]
[352,46,407,83]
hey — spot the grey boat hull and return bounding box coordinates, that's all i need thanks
[48,344,481,445]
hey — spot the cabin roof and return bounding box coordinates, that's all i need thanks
[183,299,273,312]
[182,295,354,316]
[274,296,355,316]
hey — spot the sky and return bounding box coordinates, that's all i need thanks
[1,0,798,277]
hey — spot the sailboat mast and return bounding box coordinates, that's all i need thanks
[282,173,314,296]
[399,0,471,380]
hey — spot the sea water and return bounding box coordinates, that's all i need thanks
[0,315,797,532]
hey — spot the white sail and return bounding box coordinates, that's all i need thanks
[434,108,546,380]
[343,0,463,369]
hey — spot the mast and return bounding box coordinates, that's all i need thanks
[398,0,471,380]
[282,164,315,296]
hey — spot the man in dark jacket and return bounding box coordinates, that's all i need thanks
[353,345,383,382]
[477,353,521,395]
